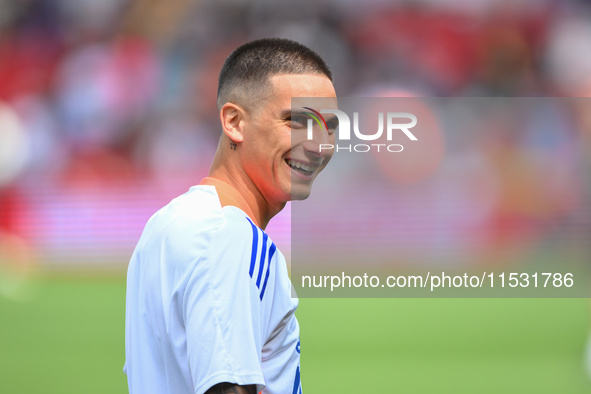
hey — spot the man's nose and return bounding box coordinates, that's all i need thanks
[302,126,333,156]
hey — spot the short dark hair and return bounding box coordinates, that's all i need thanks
[217,38,333,111]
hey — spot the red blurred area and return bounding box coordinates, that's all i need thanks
[0,0,589,266]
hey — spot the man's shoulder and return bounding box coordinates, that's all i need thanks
[133,185,258,275]
[147,185,221,233]
[146,185,253,240]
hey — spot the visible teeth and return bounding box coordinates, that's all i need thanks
[286,159,315,174]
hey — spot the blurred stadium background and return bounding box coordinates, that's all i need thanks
[1,0,591,392]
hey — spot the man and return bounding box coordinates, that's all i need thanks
[124,38,337,394]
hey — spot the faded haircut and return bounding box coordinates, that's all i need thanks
[217,38,333,112]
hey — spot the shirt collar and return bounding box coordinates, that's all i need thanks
[199,177,259,227]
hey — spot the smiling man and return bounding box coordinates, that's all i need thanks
[124,38,337,394]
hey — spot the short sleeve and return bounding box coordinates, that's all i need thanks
[183,214,266,394]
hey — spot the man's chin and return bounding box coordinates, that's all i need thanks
[289,186,312,201]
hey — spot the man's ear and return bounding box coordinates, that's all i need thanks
[219,102,245,143]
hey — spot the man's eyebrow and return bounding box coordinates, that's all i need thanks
[279,109,308,119]
[280,109,339,129]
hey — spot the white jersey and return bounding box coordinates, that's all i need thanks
[124,183,301,394]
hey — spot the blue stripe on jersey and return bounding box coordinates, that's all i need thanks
[245,217,278,302]
[246,218,258,278]
[259,242,275,300]
[256,232,268,288]
[292,365,301,394]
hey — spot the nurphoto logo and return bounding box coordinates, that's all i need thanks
[303,107,418,153]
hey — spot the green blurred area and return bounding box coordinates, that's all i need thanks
[1,275,590,393]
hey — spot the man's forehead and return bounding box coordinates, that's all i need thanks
[269,74,336,98]
[291,95,338,112]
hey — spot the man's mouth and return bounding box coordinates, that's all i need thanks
[286,159,315,176]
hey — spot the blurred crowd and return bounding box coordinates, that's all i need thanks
[1,0,591,264]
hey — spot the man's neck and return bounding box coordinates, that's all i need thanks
[203,169,284,229]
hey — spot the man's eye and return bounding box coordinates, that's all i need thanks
[289,115,309,128]
[326,120,339,132]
